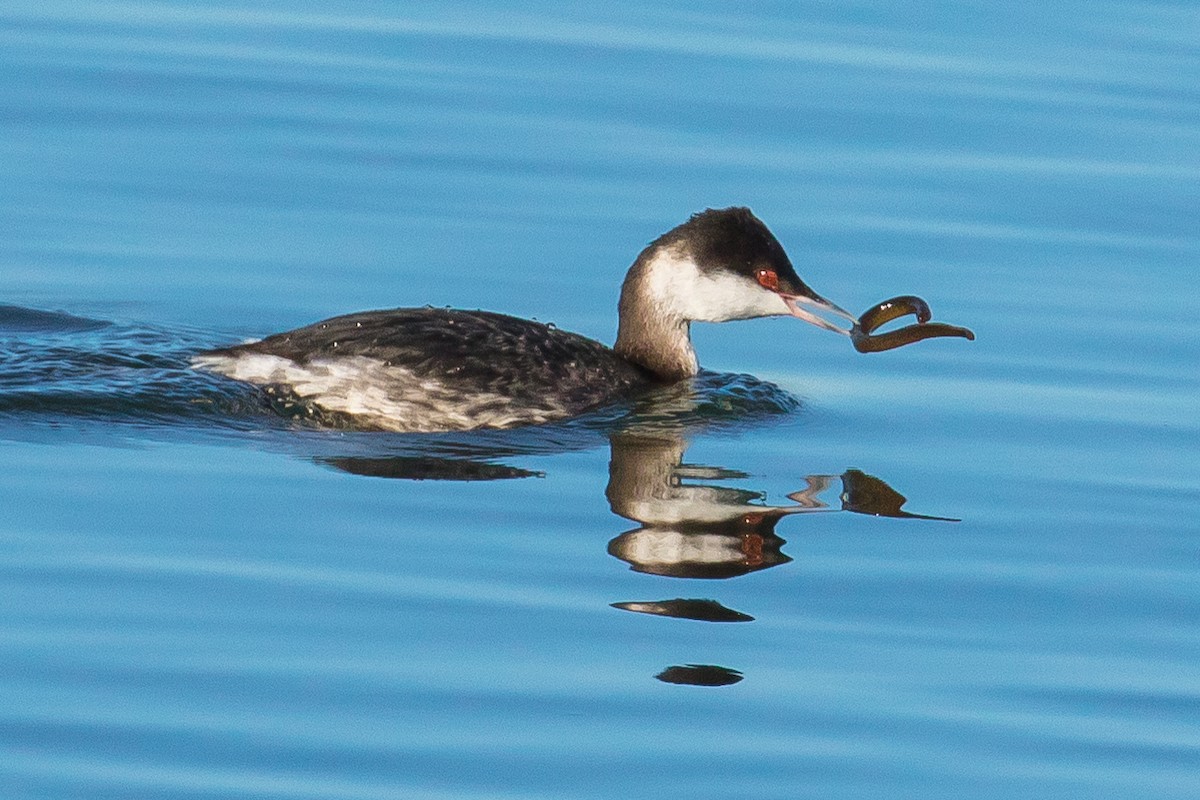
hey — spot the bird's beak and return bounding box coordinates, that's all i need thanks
[781,291,857,336]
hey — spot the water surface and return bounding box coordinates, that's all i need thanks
[2,2,1199,798]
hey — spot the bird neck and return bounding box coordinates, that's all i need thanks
[613,249,700,381]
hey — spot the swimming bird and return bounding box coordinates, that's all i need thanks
[194,207,859,432]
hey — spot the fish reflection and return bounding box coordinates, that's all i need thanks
[838,468,959,521]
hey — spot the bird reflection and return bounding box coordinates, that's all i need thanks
[291,407,958,687]
[611,599,754,622]
[318,455,543,481]
[656,664,744,687]
[604,429,957,685]
[604,432,791,578]
[604,431,948,581]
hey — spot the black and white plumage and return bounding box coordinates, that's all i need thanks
[195,308,651,430]
[194,207,855,432]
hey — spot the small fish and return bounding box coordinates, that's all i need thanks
[851,295,975,353]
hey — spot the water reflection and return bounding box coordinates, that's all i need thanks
[307,422,958,692]
[318,455,544,481]
[839,468,959,522]
[610,599,754,623]
[605,429,957,684]
[656,664,745,687]
[605,431,952,580]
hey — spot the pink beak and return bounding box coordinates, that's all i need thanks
[782,293,857,336]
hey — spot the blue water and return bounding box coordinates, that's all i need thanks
[2,2,1199,798]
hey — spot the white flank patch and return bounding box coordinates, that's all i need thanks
[192,352,305,385]
[193,353,571,432]
[642,249,790,323]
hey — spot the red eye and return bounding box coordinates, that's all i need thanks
[755,269,779,291]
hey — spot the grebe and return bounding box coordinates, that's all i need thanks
[194,207,889,432]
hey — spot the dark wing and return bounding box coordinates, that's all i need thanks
[204,308,654,413]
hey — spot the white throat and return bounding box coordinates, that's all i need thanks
[640,248,790,323]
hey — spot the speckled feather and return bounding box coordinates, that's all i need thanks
[200,307,656,422]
